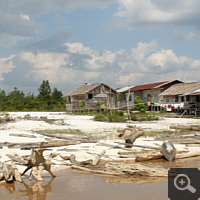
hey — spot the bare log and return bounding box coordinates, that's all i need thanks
[92,150,106,166]
[135,151,163,161]
[71,165,123,176]
[105,162,168,177]
[176,152,200,159]
[2,140,80,149]
[2,162,14,182]
[9,133,37,138]
[135,151,200,162]
[11,162,22,183]
[69,154,93,165]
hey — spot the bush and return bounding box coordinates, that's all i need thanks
[160,107,167,113]
[130,113,137,121]
[133,96,145,112]
[94,110,126,122]
[94,114,108,121]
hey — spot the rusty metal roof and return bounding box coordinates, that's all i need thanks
[126,80,175,92]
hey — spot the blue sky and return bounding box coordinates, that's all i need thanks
[1,0,200,95]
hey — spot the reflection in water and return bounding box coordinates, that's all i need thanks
[0,177,55,200]
[1,156,200,200]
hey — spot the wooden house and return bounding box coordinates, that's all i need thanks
[116,85,134,107]
[63,83,117,111]
[124,80,182,105]
[159,81,200,114]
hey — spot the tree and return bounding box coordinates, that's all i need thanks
[37,80,51,102]
[37,80,52,109]
[52,88,63,104]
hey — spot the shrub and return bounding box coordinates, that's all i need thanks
[133,96,145,112]
[130,113,137,121]
[94,114,108,121]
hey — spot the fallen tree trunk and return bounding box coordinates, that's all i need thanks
[36,131,96,143]
[1,140,81,149]
[105,162,168,177]
[135,151,200,162]
[72,162,168,177]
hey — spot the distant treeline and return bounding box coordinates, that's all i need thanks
[0,80,66,111]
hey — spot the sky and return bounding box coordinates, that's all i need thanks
[1,0,200,95]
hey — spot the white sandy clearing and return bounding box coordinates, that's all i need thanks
[0,112,200,176]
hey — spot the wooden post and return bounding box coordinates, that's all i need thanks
[127,86,131,120]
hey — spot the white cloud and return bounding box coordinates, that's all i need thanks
[0,55,16,81]
[114,0,200,28]
[172,29,200,41]
[20,14,30,21]
[1,41,200,93]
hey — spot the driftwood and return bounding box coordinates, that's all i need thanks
[119,125,144,148]
[105,162,168,176]
[9,133,37,138]
[21,148,56,181]
[36,131,96,143]
[72,162,168,177]
[0,141,80,149]
[134,151,200,162]
[51,150,106,166]
[0,162,22,183]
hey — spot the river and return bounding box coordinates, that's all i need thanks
[1,156,200,200]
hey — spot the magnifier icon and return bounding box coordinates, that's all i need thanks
[174,174,196,193]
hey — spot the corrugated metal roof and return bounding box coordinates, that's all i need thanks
[116,86,134,93]
[127,81,173,92]
[64,83,117,97]
[159,82,200,96]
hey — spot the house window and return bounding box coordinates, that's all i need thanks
[186,96,190,102]
[88,94,93,99]
[181,96,185,102]
[175,95,178,102]
[129,95,132,101]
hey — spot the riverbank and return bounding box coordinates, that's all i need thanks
[0,111,200,177]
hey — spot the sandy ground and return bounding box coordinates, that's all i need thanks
[0,111,200,176]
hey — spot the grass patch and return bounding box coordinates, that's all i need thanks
[143,130,174,137]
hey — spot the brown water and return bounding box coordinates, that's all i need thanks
[1,156,200,200]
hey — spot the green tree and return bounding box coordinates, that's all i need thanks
[37,80,52,109]
[0,89,7,111]
[7,87,25,110]
[133,96,145,112]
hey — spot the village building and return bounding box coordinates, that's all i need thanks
[116,85,134,108]
[63,83,117,111]
[159,81,200,115]
[119,80,182,109]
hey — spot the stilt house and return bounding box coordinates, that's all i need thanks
[64,83,117,111]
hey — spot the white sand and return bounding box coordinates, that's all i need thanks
[0,111,200,175]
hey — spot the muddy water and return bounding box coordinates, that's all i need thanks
[1,156,200,200]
